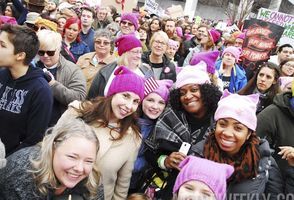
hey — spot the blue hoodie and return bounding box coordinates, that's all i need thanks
[0,66,53,155]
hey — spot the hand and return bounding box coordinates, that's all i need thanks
[164,152,186,171]
[43,68,55,86]
[279,146,294,166]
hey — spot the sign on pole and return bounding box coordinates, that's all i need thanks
[144,0,158,15]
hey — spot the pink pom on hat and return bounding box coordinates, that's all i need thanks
[214,90,259,131]
[222,46,242,61]
[175,65,211,89]
[115,34,142,56]
[121,12,139,30]
[190,50,220,74]
[173,156,234,200]
[107,66,145,101]
[208,28,221,44]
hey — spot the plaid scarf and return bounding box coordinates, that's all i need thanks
[204,132,260,183]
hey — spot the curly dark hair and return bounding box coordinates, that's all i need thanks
[169,83,222,117]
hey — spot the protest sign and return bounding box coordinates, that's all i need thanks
[257,8,294,45]
[166,5,184,19]
[144,0,158,15]
[101,0,137,13]
[242,19,284,72]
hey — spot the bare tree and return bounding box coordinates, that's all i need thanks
[215,0,254,28]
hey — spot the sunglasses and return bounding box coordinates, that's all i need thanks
[95,40,111,46]
[26,23,39,32]
[120,20,134,27]
[38,50,56,56]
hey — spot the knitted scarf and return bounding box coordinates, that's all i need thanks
[203,132,260,183]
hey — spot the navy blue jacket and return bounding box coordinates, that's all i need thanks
[0,66,53,155]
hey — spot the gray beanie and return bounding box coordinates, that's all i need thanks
[0,139,7,169]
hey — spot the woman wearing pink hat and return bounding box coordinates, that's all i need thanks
[238,62,281,113]
[215,46,247,93]
[87,34,153,99]
[129,78,173,193]
[198,90,283,198]
[143,66,222,198]
[57,66,145,199]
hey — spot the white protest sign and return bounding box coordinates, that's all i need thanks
[144,0,158,15]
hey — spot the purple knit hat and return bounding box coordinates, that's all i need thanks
[214,90,259,131]
[222,46,242,61]
[208,29,221,44]
[0,16,17,25]
[121,12,139,30]
[190,50,220,74]
[150,79,173,103]
[107,66,145,101]
[173,156,234,200]
[115,34,142,56]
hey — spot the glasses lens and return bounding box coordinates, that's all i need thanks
[38,51,45,56]
[38,50,55,56]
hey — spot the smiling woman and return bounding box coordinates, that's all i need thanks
[56,66,145,199]
[0,118,104,200]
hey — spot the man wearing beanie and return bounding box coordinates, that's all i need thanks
[257,88,294,194]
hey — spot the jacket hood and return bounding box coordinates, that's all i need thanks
[273,92,294,118]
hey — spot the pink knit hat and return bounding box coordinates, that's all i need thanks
[214,90,259,131]
[147,79,173,103]
[190,50,220,74]
[107,66,145,101]
[121,12,139,30]
[175,65,211,89]
[208,29,221,44]
[168,39,179,49]
[279,77,293,91]
[173,156,234,200]
[222,46,242,61]
[0,16,17,25]
[115,34,142,56]
[237,32,245,40]
[175,27,183,38]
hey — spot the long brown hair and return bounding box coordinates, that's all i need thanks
[77,96,140,141]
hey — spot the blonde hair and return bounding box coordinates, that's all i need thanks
[117,51,142,67]
[37,29,62,50]
[30,118,101,199]
[149,30,169,47]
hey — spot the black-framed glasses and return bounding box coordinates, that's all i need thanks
[26,23,39,32]
[38,50,56,56]
[120,20,134,27]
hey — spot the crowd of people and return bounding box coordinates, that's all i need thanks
[0,0,293,199]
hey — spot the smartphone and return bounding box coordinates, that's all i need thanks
[179,142,191,155]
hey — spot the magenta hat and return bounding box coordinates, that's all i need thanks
[237,32,245,40]
[279,77,293,91]
[150,79,173,103]
[168,39,179,49]
[175,26,183,38]
[107,66,145,101]
[121,12,139,30]
[208,29,221,44]
[115,34,142,56]
[173,156,234,200]
[222,46,242,61]
[190,50,220,74]
[175,65,211,88]
[215,90,259,131]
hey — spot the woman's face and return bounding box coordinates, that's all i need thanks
[139,29,147,40]
[111,92,140,122]
[126,47,142,67]
[281,61,294,76]
[222,52,236,66]
[177,180,216,200]
[94,36,111,55]
[4,6,13,17]
[120,20,135,35]
[53,136,97,191]
[215,118,251,156]
[151,35,167,57]
[64,23,80,42]
[150,19,160,32]
[179,84,206,118]
[199,30,209,44]
[57,18,66,30]
[142,93,166,119]
[184,26,191,34]
[256,66,276,93]
[191,24,198,35]
[166,44,179,60]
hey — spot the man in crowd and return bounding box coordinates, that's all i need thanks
[164,18,176,38]
[80,7,95,51]
[269,44,293,65]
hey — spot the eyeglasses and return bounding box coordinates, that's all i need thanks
[38,50,56,56]
[120,20,134,27]
[26,23,39,32]
[129,50,142,55]
[95,40,111,46]
[153,40,166,46]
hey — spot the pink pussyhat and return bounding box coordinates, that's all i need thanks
[214,90,259,131]
[190,50,220,74]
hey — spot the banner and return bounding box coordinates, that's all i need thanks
[144,0,158,15]
[257,8,294,45]
[242,19,284,71]
[165,5,184,19]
